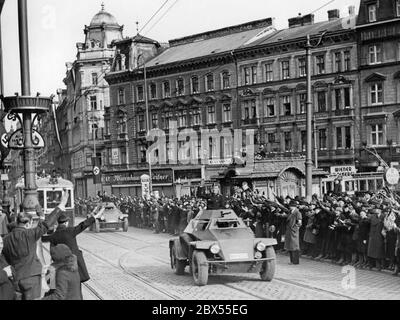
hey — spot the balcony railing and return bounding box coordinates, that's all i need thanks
[333,108,354,117]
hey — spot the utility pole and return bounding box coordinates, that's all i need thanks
[139,54,152,194]
[305,32,326,202]
[305,35,313,202]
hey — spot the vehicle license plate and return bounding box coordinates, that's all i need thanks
[102,222,120,228]
[229,253,249,260]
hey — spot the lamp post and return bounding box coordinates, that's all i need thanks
[137,54,152,194]
[92,121,98,196]
[1,0,52,214]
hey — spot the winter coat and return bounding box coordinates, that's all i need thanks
[42,255,81,300]
[284,208,302,251]
[0,255,15,300]
[0,214,8,236]
[303,213,316,244]
[2,207,62,282]
[367,213,385,259]
[42,217,94,283]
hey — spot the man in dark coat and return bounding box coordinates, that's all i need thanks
[0,236,15,300]
[42,206,104,298]
[284,201,302,265]
[1,191,68,300]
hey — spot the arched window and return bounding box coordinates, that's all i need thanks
[221,71,230,89]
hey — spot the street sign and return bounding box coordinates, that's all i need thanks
[385,168,400,186]
[330,165,357,177]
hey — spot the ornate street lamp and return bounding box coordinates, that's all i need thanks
[0,0,52,214]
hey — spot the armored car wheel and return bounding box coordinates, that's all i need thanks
[94,220,100,233]
[192,250,208,286]
[123,219,129,232]
[171,245,186,275]
[260,246,276,281]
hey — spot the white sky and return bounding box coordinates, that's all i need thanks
[1,0,360,98]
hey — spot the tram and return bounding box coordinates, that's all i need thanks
[15,175,75,225]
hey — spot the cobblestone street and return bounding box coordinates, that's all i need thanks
[41,219,400,300]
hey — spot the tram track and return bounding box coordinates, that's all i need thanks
[83,230,356,300]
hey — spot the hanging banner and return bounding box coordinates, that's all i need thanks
[141,174,150,199]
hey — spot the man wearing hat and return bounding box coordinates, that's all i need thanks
[42,205,105,298]
[1,190,69,300]
[284,201,302,265]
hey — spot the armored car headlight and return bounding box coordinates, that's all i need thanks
[254,251,262,259]
[210,244,221,254]
[256,242,266,252]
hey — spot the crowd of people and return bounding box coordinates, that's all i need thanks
[76,186,400,274]
[1,184,400,300]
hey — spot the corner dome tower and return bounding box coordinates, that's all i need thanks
[84,3,123,49]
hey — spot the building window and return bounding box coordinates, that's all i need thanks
[368,4,377,22]
[137,86,144,101]
[150,83,157,100]
[193,110,201,125]
[178,112,187,128]
[206,74,214,92]
[344,87,351,108]
[371,124,383,146]
[92,73,98,85]
[265,63,273,82]
[316,55,325,74]
[284,132,292,152]
[344,51,351,71]
[336,127,343,148]
[119,118,127,135]
[370,82,383,105]
[152,113,158,129]
[265,97,275,117]
[251,66,257,84]
[335,89,342,110]
[298,93,306,114]
[138,114,145,132]
[223,104,232,122]
[208,106,216,123]
[244,67,251,85]
[90,96,97,110]
[300,131,306,152]
[191,76,199,94]
[369,45,382,64]
[281,61,290,79]
[281,95,291,116]
[336,126,352,149]
[345,126,351,149]
[298,57,306,77]
[140,146,147,163]
[397,0,400,17]
[176,78,184,96]
[163,81,171,98]
[268,133,275,143]
[221,72,230,89]
[334,52,342,72]
[118,88,125,105]
[317,91,326,112]
[319,129,327,150]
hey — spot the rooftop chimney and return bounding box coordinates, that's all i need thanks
[288,13,315,28]
[348,5,355,16]
[328,9,340,21]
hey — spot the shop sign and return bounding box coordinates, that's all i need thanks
[208,159,232,165]
[141,174,150,199]
[330,166,357,177]
[103,169,173,186]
